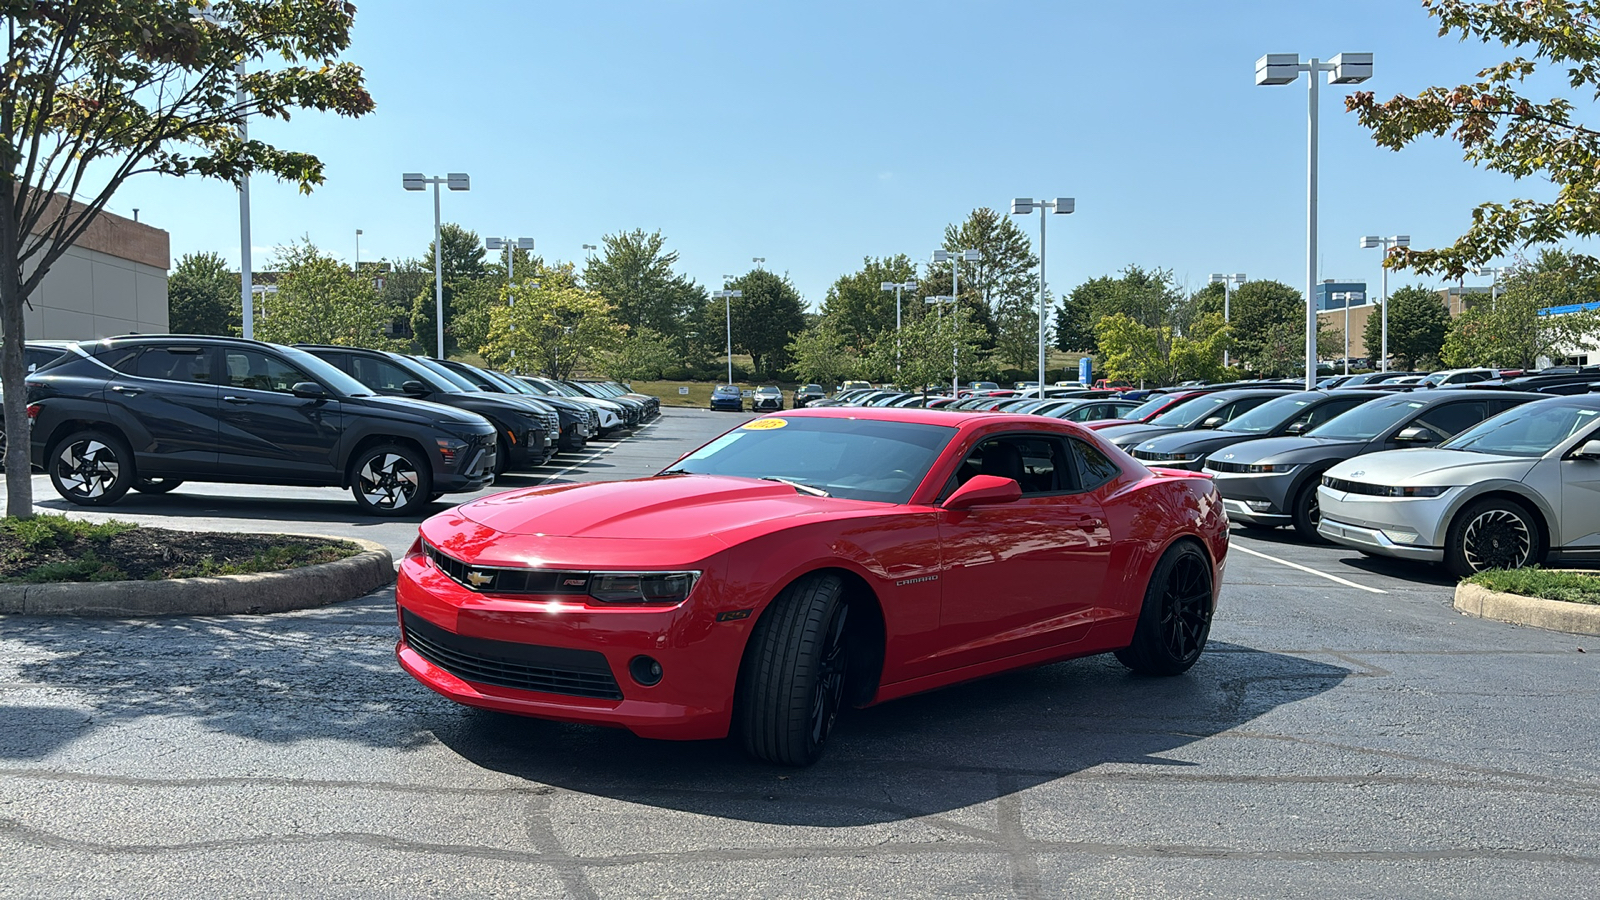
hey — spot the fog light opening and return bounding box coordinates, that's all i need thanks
[629,655,663,687]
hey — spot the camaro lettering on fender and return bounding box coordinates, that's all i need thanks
[896,575,939,586]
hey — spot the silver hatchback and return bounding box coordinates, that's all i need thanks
[1318,394,1600,575]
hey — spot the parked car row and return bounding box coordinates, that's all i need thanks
[21,335,658,517]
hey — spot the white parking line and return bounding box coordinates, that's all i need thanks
[532,415,665,483]
[1232,543,1388,594]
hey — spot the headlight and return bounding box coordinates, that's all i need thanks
[1244,463,1298,474]
[1374,485,1450,498]
[588,572,701,605]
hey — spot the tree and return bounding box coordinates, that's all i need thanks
[479,268,623,379]
[723,269,806,376]
[0,1,373,516]
[787,318,858,387]
[819,254,919,350]
[600,326,678,382]
[408,223,488,357]
[993,304,1043,373]
[583,229,700,340]
[920,208,1039,319]
[1362,285,1451,369]
[1225,280,1305,375]
[1094,313,1229,386]
[167,251,236,335]
[1348,1,1600,277]
[1441,250,1600,367]
[252,239,398,350]
[865,303,987,395]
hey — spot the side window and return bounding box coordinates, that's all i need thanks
[1071,439,1121,490]
[951,435,1074,495]
[224,349,312,394]
[134,347,214,384]
[1298,397,1369,431]
[1219,396,1273,422]
[350,356,417,394]
[100,346,142,375]
[1413,401,1488,439]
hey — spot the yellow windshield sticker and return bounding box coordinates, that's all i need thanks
[742,418,788,431]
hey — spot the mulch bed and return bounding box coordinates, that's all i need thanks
[0,525,362,583]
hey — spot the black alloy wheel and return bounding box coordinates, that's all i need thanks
[133,477,184,495]
[49,429,135,507]
[1291,478,1328,543]
[1446,499,1539,577]
[738,572,852,766]
[1116,542,1214,676]
[350,443,432,517]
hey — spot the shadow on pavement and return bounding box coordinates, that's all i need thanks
[433,642,1348,826]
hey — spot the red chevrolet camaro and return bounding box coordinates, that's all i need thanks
[396,407,1229,765]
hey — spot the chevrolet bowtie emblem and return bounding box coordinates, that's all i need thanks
[466,570,494,588]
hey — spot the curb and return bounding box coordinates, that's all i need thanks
[1454,582,1600,636]
[0,535,395,617]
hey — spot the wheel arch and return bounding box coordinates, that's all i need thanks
[342,433,430,489]
[1447,489,1551,558]
[734,564,889,711]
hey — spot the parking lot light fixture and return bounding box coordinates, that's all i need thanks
[1331,290,1365,375]
[712,289,743,384]
[1011,198,1074,396]
[485,236,535,282]
[1474,264,1514,309]
[1258,52,1373,387]
[925,294,961,394]
[1360,235,1409,371]
[1208,273,1247,367]
[403,172,472,358]
[881,279,917,374]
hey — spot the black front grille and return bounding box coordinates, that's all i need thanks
[421,540,591,595]
[402,610,622,700]
[1206,460,1251,473]
[1323,476,1387,496]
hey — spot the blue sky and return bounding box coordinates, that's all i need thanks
[103,0,1554,308]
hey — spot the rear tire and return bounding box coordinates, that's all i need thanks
[48,429,135,507]
[1115,541,1215,676]
[737,573,852,766]
[350,443,432,517]
[1291,479,1327,543]
[133,478,183,494]
[1444,498,1542,577]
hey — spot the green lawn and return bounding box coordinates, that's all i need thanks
[1466,567,1600,605]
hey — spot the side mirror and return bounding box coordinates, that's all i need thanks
[1200,416,1225,429]
[1285,420,1309,435]
[943,475,1023,510]
[1395,425,1434,443]
[1575,440,1600,459]
[290,381,327,399]
[401,380,429,396]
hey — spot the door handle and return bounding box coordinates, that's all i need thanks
[223,395,254,404]
[111,386,143,396]
[1073,515,1102,529]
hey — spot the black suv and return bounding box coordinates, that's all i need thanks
[299,346,560,472]
[26,337,497,516]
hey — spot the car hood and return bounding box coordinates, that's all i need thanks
[1208,436,1363,467]
[1100,423,1181,445]
[1136,429,1259,456]
[1324,448,1537,486]
[455,474,883,542]
[347,394,493,430]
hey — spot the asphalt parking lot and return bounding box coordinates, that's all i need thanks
[2,408,1598,898]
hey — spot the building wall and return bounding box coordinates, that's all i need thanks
[1315,281,1369,311]
[18,197,170,340]
[1318,302,1378,359]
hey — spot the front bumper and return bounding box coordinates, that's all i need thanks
[1208,469,1299,526]
[432,434,497,494]
[710,399,743,411]
[395,551,742,740]
[752,399,782,411]
[1316,485,1451,561]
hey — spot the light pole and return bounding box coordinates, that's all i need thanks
[582,243,597,259]
[1257,52,1373,388]
[712,289,742,384]
[752,257,766,269]
[1330,290,1365,374]
[925,295,960,394]
[485,236,535,283]
[250,284,278,321]
[1010,198,1074,394]
[880,279,916,375]
[1475,265,1514,309]
[1360,235,1410,371]
[402,173,471,359]
[354,229,362,274]
[1208,273,1247,368]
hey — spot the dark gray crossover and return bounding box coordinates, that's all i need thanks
[1130,390,1385,472]
[27,336,498,516]
[1203,389,1542,541]
[1097,389,1293,451]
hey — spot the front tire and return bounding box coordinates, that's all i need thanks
[49,429,135,507]
[737,573,851,766]
[1115,541,1215,676]
[350,443,432,517]
[133,478,183,495]
[1291,479,1327,543]
[1444,498,1541,577]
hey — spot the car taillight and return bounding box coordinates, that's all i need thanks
[26,404,40,420]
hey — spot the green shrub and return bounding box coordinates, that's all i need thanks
[0,514,136,550]
[5,551,127,583]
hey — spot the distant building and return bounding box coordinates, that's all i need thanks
[21,196,169,339]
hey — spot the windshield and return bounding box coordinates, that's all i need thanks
[1125,394,1185,421]
[473,367,533,394]
[279,346,378,398]
[1152,394,1231,426]
[409,357,480,392]
[666,417,956,503]
[1221,393,1317,435]
[756,387,781,395]
[1307,397,1426,440]
[1442,402,1600,457]
[804,384,823,392]
[714,385,739,396]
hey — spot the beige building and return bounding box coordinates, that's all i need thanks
[1316,288,1473,361]
[22,200,169,339]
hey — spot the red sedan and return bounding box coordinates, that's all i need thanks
[396,408,1229,765]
